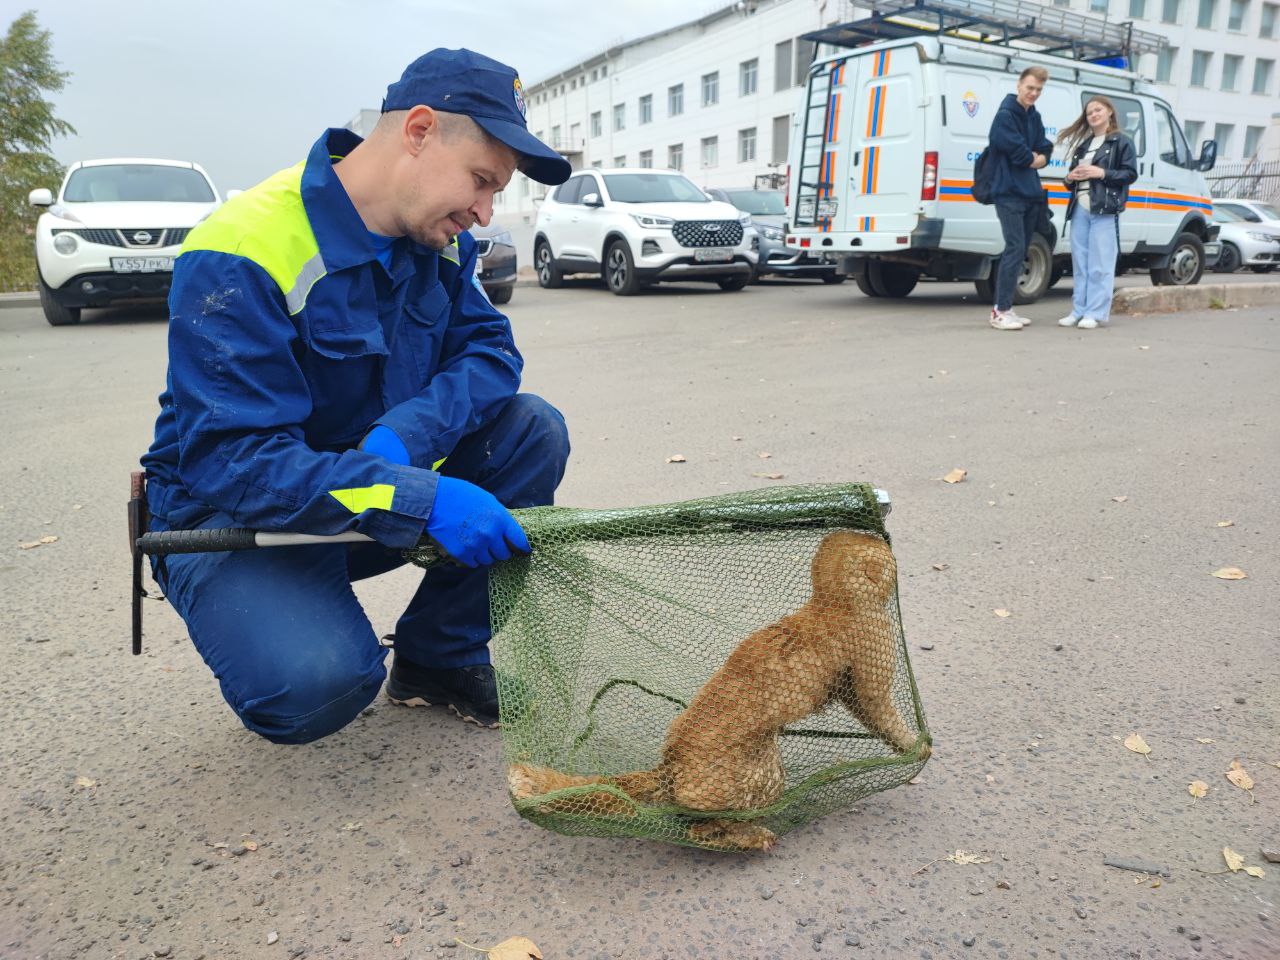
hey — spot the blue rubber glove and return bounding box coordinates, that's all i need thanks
[359,424,410,465]
[426,477,530,568]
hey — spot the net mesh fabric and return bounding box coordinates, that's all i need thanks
[404,482,931,851]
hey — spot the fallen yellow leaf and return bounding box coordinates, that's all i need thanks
[1195,737,1215,744]
[457,936,543,959]
[665,454,687,464]
[1189,780,1208,798]
[942,468,967,484]
[993,608,1011,618]
[1223,847,1266,879]
[1111,495,1129,503]
[243,840,258,851]
[74,776,96,789]
[751,472,785,480]
[1124,733,1152,757]
[947,850,991,866]
[1216,520,1234,528]
[1225,759,1254,792]
[1212,567,1248,580]
[757,451,771,459]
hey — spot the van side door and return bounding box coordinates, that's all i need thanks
[1150,101,1213,242]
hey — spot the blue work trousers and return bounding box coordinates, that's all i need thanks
[994,199,1041,312]
[152,394,570,745]
[1070,206,1120,323]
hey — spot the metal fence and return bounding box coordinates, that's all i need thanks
[1205,160,1280,204]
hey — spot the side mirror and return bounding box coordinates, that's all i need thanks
[581,192,604,208]
[1198,140,1217,173]
[28,188,54,207]
[225,189,242,200]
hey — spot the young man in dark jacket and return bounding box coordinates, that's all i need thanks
[985,66,1053,330]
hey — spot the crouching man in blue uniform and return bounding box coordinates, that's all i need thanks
[140,49,572,743]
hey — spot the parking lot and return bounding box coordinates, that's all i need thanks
[2,278,1277,959]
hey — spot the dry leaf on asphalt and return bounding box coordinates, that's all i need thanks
[1223,847,1266,879]
[18,535,59,550]
[757,451,771,459]
[1212,567,1248,580]
[1225,759,1254,795]
[1195,738,1216,744]
[993,609,1011,618]
[1189,780,1208,798]
[665,454,687,464]
[340,821,363,831]
[74,776,96,789]
[752,472,785,480]
[1111,495,1129,503]
[243,840,258,851]
[942,468,967,484]
[1216,520,1234,527]
[1124,733,1152,758]
[457,936,543,959]
[947,850,990,866]
[932,563,949,571]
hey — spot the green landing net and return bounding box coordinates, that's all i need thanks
[404,483,931,852]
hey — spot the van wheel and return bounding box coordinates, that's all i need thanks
[975,234,1052,305]
[855,271,883,297]
[488,285,513,305]
[39,280,81,326]
[1212,243,1241,274]
[869,262,919,298]
[820,273,846,285]
[605,241,642,296]
[1150,232,1205,286]
[535,241,562,289]
[717,275,749,291]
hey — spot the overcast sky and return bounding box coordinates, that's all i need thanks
[24,0,722,193]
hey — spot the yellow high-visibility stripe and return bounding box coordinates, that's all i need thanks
[440,238,460,265]
[328,484,396,513]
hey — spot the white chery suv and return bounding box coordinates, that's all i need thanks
[29,158,221,325]
[534,168,756,295]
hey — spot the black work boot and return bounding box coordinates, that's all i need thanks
[385,655,503,728]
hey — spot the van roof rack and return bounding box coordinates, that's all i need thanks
[804,0,1167,62]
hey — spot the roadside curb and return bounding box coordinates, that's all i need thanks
[1112,281,1280,315]
[0,291,38,309]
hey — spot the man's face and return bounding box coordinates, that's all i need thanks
[1016,75,1044,108]
[397,113,518,250]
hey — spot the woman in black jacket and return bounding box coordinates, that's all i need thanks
[1055,96,1139,329]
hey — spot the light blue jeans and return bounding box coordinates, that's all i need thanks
[1070,206,1120,323]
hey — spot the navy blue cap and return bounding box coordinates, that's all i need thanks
[383,48,571,186]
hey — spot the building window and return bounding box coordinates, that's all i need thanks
[1213,123,1234,156]
[639,94,652,125]
[1190,49,1212,85]
[740,58,758,96]
[1162,0,1181,19]
[668,83,684,116]
[772,114,791,164]
[590,112,602,138]
[1264,2,1278,35]
[590,159,602,169]
[1222,53,1242,89]
[601,65,608,77]
[794,37,816,86]
[1243,125,1265,156]
[738,127,757,163]
[570,79,577,90]
[1130,0,1147,15]
[569,122,581,148]
[613,103,625,132]
[775,40,793,92]
[613,154,626,167]
[591,68,598,82]
[1197,0,1216,27]
[668,143,684,171]
[1228,0,1248,28]
[639,149,653,169]
[1254,57,1275,92]
[1090,0,1108,12]
[701,136,718,168]
[1156,46,1178,82]
[701,71,719,106]
[1184,119,1204,147]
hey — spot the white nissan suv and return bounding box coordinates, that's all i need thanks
[29,158,221,326]
[534,168,756,295]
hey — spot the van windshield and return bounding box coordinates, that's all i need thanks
[603,173,709,204]
[721,190,787,216]
[64,165,216,203]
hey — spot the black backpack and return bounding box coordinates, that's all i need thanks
[971,148,995,205]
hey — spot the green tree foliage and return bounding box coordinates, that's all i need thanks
[0,10,74,289]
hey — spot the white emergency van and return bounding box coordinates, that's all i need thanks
[784,14,1220,302]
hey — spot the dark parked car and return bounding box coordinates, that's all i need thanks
[705,187,843,283]
[469,222,516,305]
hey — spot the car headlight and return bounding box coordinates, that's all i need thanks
[759,225,784,241]
[490,230,514,246]
[52,232,78,255]
[738,213,752,226]
[630,213,673,229]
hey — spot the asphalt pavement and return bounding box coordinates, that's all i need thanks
[1,277,1277,959]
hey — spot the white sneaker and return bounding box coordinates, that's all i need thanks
[1058,314,1080,327]
[989,309,1024,331]
[1077,317,1099,329]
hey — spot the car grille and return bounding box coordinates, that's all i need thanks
[672,219,743,248]
[474,238,494,258]
[53,227,192,248]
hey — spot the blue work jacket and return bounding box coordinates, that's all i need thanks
[141,129,522,548]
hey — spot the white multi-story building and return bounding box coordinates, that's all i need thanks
[493,0,1279,224]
